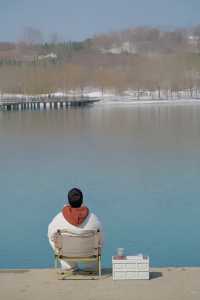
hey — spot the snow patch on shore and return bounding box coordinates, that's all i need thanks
[1,88,200,104]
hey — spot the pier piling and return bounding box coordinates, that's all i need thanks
[0,97,99,112]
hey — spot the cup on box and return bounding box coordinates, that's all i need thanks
[117,248,124,256]
[116,248,125,259]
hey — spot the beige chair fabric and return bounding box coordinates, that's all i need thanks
[54,229,102,278]
[55,229,100,257]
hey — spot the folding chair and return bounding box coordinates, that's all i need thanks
[53,229,102,279]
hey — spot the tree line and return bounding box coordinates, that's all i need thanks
[0,26,200,96]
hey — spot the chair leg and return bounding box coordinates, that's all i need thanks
[54,255,59,274]
[98,256,101,278]
[54,255,57,269]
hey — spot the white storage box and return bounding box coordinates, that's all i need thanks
[112,255,150,280]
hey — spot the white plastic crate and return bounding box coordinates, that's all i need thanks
[112,255,150,280]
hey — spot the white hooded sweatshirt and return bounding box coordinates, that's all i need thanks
[48,207,103,270]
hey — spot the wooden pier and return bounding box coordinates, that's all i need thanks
[0,97,100,112]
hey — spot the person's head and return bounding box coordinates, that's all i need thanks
[68,188,83,208]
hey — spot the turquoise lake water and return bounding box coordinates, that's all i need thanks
[1,102,200,268]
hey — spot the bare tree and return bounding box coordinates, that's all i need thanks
[21,26,44,45]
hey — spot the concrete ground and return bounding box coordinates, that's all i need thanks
[1,268,200,300]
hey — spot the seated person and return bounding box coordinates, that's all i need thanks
[48,187,103,271]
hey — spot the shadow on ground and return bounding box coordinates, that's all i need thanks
[58,268,112,280]
[150,272,162,280]
[59,269,163,281]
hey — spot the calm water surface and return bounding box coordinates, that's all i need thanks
[1,102,200,268]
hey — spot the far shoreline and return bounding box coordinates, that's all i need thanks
[97,98,200,105]
[1,90,200,112]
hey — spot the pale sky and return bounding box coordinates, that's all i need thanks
[0,0,200,41]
